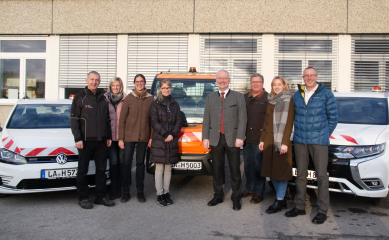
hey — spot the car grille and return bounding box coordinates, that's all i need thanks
[27,155,80,164]
[16,175,95,189]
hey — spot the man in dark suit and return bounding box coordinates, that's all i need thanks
[202,69,247,211]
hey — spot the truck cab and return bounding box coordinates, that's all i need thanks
[147,70,217,175]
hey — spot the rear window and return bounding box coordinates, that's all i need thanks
[7,104,71,129]
[151,78,218,124]
[336,97,388,125]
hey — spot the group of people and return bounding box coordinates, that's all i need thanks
[202,68,337,225]
[70,72,181,210]
[70,66,338,225]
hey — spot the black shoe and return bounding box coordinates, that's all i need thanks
[207,197,223,206]
[312,213,327,224]
[266,199,286,214]
[94,197,115,207]
[232,200,241,211]
[109,185,117,200]
[79,198,93,209]
[163,193,173,205]
[116,185,123,199]
[285,207,306,217]
[157,195,167,206]
[121,193,130,203]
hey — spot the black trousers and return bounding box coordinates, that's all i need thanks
[76,141,108,200]
[210,134,242,201]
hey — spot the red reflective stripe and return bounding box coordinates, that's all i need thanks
[14,147,21,154]
[4,139,13,149]
[2,137,8,142]
[184,132,201,142]
[26,148,46,156]
[178,132,185,139]
[20,148,25,151]
[329,136,335,139]
[48,147,75,156]
[340,135,358,145]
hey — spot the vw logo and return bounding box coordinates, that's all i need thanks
[56,153,68,164]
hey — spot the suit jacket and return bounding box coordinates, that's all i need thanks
[202,90,247,148]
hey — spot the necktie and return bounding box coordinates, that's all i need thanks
[221,92,225,134]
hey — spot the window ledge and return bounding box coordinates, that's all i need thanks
[0,99,18,105]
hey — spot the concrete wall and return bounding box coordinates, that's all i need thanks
[0,0,388,34]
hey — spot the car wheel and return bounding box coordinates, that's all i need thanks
[372,196,389,209]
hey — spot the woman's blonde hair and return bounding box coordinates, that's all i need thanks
[270,76,289,97]
[107,77,124,94]
[157,79,172,101]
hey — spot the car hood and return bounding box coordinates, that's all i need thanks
[0,128,78,157]
[330,124,387,146]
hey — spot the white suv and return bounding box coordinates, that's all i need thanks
[292,91,389,207]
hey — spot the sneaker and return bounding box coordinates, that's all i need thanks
[157,195,167,206]
[79,198,93,209]
[94,197,115,207]
[163,193,173,205]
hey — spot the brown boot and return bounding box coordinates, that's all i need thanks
[121,193,130,203]
[137,192,146,203]
[241,190,254,198]
[250,193,263,204]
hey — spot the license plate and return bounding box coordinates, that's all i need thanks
[172,162,202,170]
[41,168,78,179]
[292,168,317,180]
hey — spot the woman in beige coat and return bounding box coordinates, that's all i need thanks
[259,76,294,214]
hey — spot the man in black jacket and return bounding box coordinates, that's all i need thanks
[70,71,114,209]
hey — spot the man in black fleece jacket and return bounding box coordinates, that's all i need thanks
[70,71,113,209]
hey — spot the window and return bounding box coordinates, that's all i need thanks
[0,39,47,100]
[128,35,188,90]
[351,35,389,91]
[59,35,117,93]
[200,34,262,93]
[275,35,338,91]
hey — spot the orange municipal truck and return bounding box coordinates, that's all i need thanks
[146,69,217,175]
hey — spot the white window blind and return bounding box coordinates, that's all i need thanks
[200,34,262,93]
[128,35,188,90]
[59,35,117,88]
[351,35,389,91]
[274,35,338,91]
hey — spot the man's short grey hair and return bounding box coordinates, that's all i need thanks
[250,73,264,82]
[87,71,100,79]
[216,69,230,79]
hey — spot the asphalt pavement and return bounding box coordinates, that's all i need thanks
[1,159,389,240]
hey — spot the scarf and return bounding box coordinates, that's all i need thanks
[134,88,147,100]
[268,90,293,152]
[108,92,123,111]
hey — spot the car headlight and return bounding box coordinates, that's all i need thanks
[0,148,27,164]
[334,143,385,159]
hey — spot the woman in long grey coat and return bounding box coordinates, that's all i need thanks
[259,76,294,214]
[149,79,182,206]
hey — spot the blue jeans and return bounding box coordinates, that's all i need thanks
[107,141,123,186]
[122,142,148,193]
[271,179,288,200]
[243,143,266,196]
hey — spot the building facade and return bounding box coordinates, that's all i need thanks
[0,0,388,124]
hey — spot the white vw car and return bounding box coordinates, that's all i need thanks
[292,91,389,207]
[0,99,107,194]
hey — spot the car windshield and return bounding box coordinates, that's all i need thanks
[336,97,388,125]
[7,104,71,129]
[151,78,218,124]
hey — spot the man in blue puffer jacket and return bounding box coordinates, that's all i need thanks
[285,67,338,224]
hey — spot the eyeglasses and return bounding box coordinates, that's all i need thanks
[303,74,317,78]
[216,77,230,81]
[161,87,171,91]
